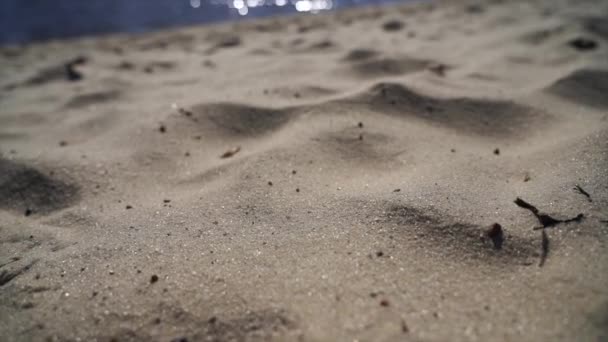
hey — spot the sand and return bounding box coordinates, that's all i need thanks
[1,0,607,341]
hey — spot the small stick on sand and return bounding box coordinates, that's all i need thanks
[172,103,193,117]
[220,146,241,159]
[514,197,584,229]
[574,185,592,202]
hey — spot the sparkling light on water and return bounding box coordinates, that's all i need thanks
[233,0,245,9]
[295,0,333,12]
[238,6,249,15]
[218,0,333,16]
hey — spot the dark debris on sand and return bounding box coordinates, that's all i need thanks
[569,37,598,51]
[177,106,193,117]
[215,35,241,49]
[428,63,448,77]
[486,223,504,250]
[514,197,584,267]
[117,61,135,70]
[514,197,584,229]
[65,56,88,81]
[220,146,241,159]
[574,185,592,202]
[14,55,88,88]
[382,20,404,32]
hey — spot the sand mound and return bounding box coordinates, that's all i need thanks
[382,204,538,265]
[519,25,567,45]
[582,15,608,39]
[0,159,79,216]
[341,82,545,137]
[180,103,295,137]
[344,56,431,78]
[546,68,608,108]
[15,56,88,88]
[92,308,296,342]
[312,129,400,167]
[1,0,608,341]
[264,85,337,99]
[63,90,121,109]
[342,48,380,62]
[285,39,337,53]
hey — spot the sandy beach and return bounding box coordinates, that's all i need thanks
[1,0,607,341]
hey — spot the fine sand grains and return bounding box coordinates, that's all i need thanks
[1,0,608,341]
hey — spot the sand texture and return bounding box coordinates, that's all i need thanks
[1,0,608,341]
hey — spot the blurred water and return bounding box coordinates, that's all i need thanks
[0,0,415,46]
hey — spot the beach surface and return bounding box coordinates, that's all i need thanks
[1,0,608,341]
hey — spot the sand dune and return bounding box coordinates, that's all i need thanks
[1,0,607,341]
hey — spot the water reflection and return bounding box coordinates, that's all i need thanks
[215,0,334,15]
[0,0,413,45]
